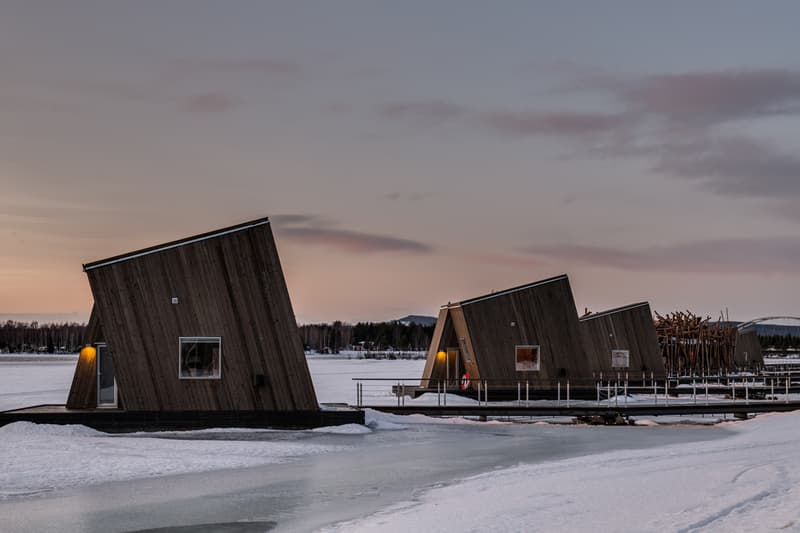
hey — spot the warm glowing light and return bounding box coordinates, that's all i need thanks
[437,350,446,361]
[80,346,97,360]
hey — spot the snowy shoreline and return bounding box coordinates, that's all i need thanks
[323,411,800,533]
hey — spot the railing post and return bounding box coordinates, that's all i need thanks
[596,381,600,406]
[477,380,481,407]
[566,380,570,408]
[517,382,521,406]
[624,380,628,407]
[786,377,790,404]
[484,380,488,404]
[771,378,775,401]
[745,380,749,405]
[557,381,561,406]
[526,381,529,407]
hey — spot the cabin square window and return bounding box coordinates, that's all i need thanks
[515,345,540,372]
[179,337,222,379]
[611,349,630,369]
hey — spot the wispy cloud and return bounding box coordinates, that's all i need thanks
[172,57,301,78]
[382,191,433,202]
[525,237,800,275]
[650,136,800,198]
[379,100,465,124]
[623,69,800,125]
[479,109,631,138]
[272,214,433,254]
[378,67,800,203]
[177,92,238,113]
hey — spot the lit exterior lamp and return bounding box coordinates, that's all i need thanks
[80,345,97,361]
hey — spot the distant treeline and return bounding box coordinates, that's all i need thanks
[0,321,87,353]
[299,321,435,353]
[1,319,435,354]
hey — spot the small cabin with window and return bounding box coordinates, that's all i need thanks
[579,302,666,380]
[420,275,594,391]
[733,328,763,369]
[66,217,320,413]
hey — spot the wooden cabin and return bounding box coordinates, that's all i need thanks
[579,302,666,380]
[733,329,763,369]
[66,217,319,412]
[420,275,595,390]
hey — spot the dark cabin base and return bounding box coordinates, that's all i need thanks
[0,404,364,433]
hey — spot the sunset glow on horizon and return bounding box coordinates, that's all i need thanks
[2,2,800,324]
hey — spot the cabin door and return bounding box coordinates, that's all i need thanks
[96,343,117,407]
[446,348,460,388]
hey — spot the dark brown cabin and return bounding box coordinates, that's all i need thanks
[579,302,666,380]
[420,275,595,390]
[66,217,319,412]
[733,329,763,369]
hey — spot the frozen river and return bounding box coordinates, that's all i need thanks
[0,411,726,532]
[0,356,768,532]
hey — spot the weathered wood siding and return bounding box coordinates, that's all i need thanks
[66,307,103,409]
[734,330,763,367]
[579,303,665,379]
[85,220,318,411]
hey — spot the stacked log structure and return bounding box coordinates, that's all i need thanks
[654,311,737,375]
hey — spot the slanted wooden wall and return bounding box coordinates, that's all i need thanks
[420,307,480,387]
[83,219,318,411]
[579,302,665,379]
[422,275,593,389]
[734,330,763,368]
[66,307,103,409]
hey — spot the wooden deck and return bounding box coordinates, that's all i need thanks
[0,404,363,432]
[368,401,800,419]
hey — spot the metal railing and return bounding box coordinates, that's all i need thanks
[351,374,798,409]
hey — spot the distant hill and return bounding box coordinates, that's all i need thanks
[397,315,437,327]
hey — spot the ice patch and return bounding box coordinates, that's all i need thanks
[0,422,347,497]
[0,421,102,438]
[311,424,372,435]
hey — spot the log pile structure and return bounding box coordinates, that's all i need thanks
[654,311,737,375]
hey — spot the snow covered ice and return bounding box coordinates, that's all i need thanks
[2,356,800,532]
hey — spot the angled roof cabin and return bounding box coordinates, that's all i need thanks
[67,217,319,412]
[579,302,665,379]
[734,329,763,368]
[421,275,594,389]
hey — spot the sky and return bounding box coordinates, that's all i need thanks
[2,1,800,324]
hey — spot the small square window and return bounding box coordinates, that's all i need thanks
[515,345,540,372]
[611,349,630,369]
[179,337,221,379]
